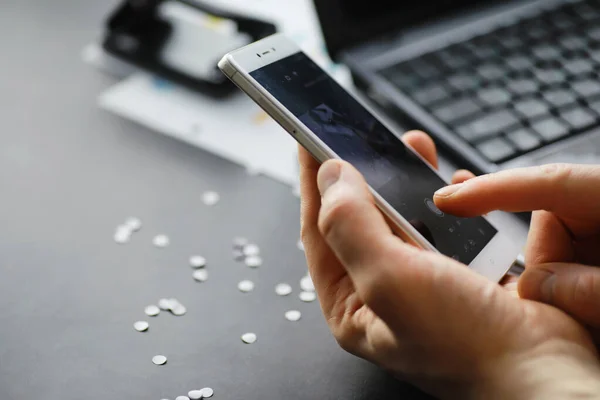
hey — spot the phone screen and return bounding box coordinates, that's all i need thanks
[250,52,497,264]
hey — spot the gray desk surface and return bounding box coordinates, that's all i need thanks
[0,1,526,399]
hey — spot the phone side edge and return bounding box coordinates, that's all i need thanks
[220,56,437,252]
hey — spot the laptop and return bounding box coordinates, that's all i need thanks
[312,0,600,174]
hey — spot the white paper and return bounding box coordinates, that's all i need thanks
[99,73,300,185]
[91,0,352,187]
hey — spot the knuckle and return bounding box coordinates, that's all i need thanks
[538,163,573,210]
[327,314,363,355]
[333,329,360,354]
[359,263,396,307]
[539,163,573,183]
[318,196,359,241]
[569,271,600,306]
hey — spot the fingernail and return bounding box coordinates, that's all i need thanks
[317,162,342,195]
[434,183,464,198]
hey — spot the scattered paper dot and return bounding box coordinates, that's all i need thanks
[300,275,315,292]
[202,191,220,206]
[275,283,292,296]
[299,291,317,302]
[133,321,149,332]
[193,269,208,282]
[152,355,167,365]
[285,310,302,322]
[238,280,255,293]
[153,234,170,248]
[144,305,160,317]
[189,255,207,268]
[241,332,257,344]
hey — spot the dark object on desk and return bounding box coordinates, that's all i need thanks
[314,0,600,177]
[103,0,277,97]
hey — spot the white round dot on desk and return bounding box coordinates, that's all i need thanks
[193,269,208,282]
[158,298,172,311]
[275,283,292,296]
[144,305,160,317]
[245,255,262,268]
[189,255,207,269]
[285,310,302,322]
[299,291,317,303]
[152,355,167,365]
[153,234,170,248]
[241,332,257,344]
[133,321,149,332]
[124,217,142,232]
[202,191,220,206]
[300,275,315,292]
[188,390,203,400]
[238,280,255,293]
[243,244,260,257]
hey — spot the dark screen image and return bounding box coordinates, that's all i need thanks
[250,52,497,264]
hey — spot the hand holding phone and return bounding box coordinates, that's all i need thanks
[219,33,519,281]
[220,34,600,400]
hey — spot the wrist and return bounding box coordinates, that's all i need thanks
[469,342,600,400]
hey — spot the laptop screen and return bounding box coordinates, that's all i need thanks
[313,0,504,60]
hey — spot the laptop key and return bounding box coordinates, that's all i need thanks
[573,2,600,20]
[496,30,523,50]
[544,89,577,108]
[477,63,506,81]
[533,45,561,61]
[531,117,570,142]
[572,79,600,99]
[465,41,497,59]
[534,68,566,86]
[432,98,481,124]
[589,48,600,64]
[507,78,539,96]
[476,137,516,162]
[526,25,548,41]
[478,87,511,107]
[559,35,588,51]
[548,12,575,30]
[505,55,534,71]
[559,107,597,130]
[410,60,440,80]
[411,84,449,106]
[563,58,594,76]
[514,98,550,119]
[456,109,520,142]
[447,73,479,92]
[507,128,541,152]
[436,49,468,69]
[381,65,418,90]
[588,26,600,42]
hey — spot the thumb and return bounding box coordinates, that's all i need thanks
[316,159,509,335]
[519,263,600,328]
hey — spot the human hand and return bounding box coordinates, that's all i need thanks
[434,162,600,335]
[299,131,600,399]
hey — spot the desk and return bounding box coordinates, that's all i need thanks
[0,1,526,399]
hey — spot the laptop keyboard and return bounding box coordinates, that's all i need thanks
[380,0,600,164]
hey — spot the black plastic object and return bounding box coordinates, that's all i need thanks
[103,0,277,97]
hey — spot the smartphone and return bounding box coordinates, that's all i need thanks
[219,34,520,282]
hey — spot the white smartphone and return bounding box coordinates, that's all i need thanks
[219,34,520,282]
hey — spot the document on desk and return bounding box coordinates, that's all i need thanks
[99,72,300,186]
[94,0,352,188]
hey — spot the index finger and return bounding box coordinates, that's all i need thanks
[433,164,600,220]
